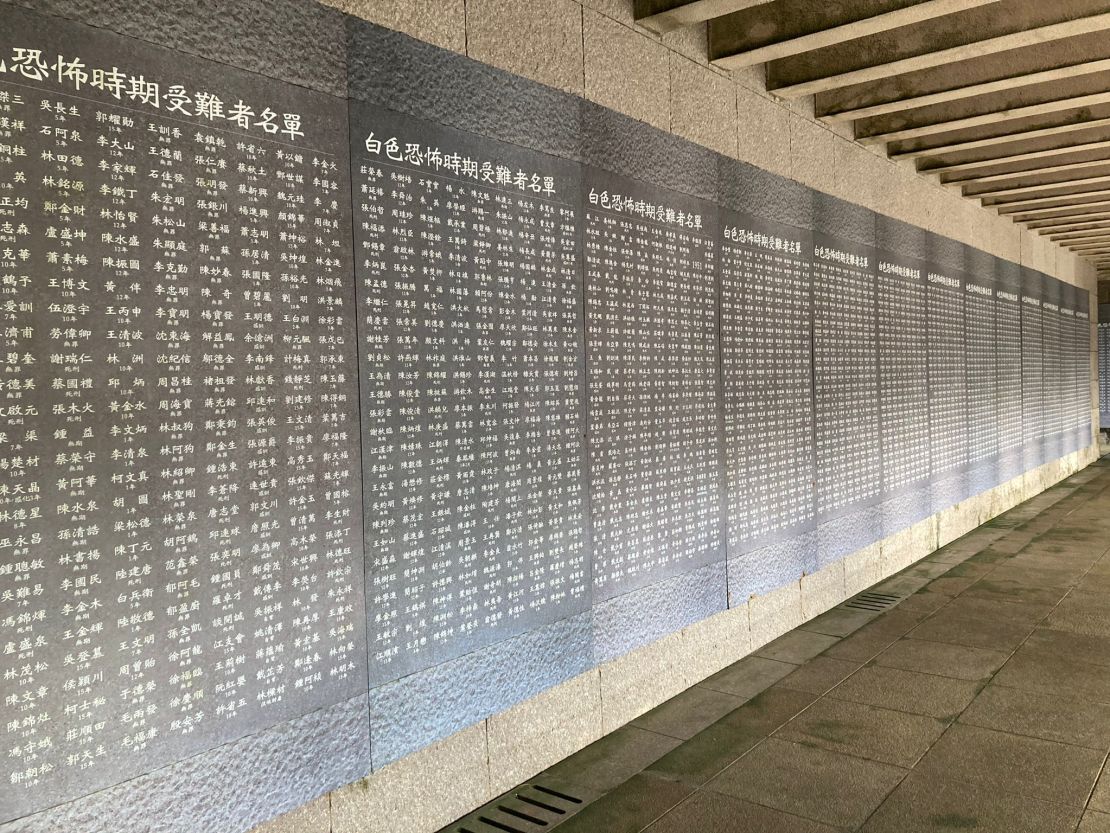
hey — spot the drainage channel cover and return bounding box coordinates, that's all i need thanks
[450,783,586,833]
[841,591,902,612]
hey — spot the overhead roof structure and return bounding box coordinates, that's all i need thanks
[635,0,1110,278]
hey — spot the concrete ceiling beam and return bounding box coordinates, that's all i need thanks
[992,187,1110,213]
[1030,215,1110,233]
[972,172,1110,201]
[762,0,1110,98]
[816,30,1110,122]
[633,0,772,35]
[1047,229,1110,243]
[1008,199,1110,222]
[930,144,1110,183]
[856,88,1110,146]
[889,117,1110,160]
[709,0,997,71]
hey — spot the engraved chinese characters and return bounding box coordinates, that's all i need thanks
[1042,279,1067,460]
[1099,306,1110,428]
[926,259,969,510]
[812,237,880,520]
[585,170,722,599]
[995,262,1024,482]
[720,212,814,553]
[876,254,929,522]
[0,10,364,820]
[965,259,999,492]
[1021,268,1046,468]
[349,102,588,683]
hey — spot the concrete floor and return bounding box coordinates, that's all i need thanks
[448,458,1110,833]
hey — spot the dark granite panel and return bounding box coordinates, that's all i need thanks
[1100,305,1110,430]
[727,532,818,601]
[593,562,728,665]
[367,613,593,768]
[584,167,723,601]
[964,248,1000,496]
[813,190,875,247]
[346,16,581,163]
[1041,275,1067,463]
[581,101,717,202]
[348,99,591,687]
[811,232,881,525]
[926,230,966,277]
[874,246,930,536]
[6,0,347,97]
[876,212,926,262]
[717,155,813,230]
[996,259,1025,483]
[0,696,370,833]
[1021,267,1047,471]
[925,244,970,512]
[720,210,816,557]
[0,6,366,823]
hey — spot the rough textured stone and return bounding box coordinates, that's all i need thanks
[326,0,464,53]
[801,561,846,618]
[16,0,348,95]
[332,724,489,833]
[670,51,736,157]
[368,613,592,767]
[2,696,370,833]
[748,582,804,649]
[843,543,885,596]
[346,16,582,161]
[594,562,728,664]
[583,9,670,131]
[249,798,331,833]
[599,631,691,733]
[681,603,753,683]
[880,518,937,574]
[466,0,584,95]
[487,671,604,794]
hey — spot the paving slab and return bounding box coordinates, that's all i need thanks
[861,772,1082,833]
[914,723,1105,807]
[830,665,981,720]
[698,656,797,699]
[642,790,840,833]
[755,630,840,664]
[960,684,1110,749]
[707,738,905,829]
[644,687,819,786]
[774,696,947,767]
[873,638,1010,681]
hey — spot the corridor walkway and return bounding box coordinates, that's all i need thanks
[448,458,1110,833]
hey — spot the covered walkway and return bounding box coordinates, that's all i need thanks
[450,459,1110,833]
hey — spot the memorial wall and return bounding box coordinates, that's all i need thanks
[0,2,1098,831]
[1100,304,1110,428]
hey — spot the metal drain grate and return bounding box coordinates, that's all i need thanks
[842,591,902,612]
[455,784,585,833]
